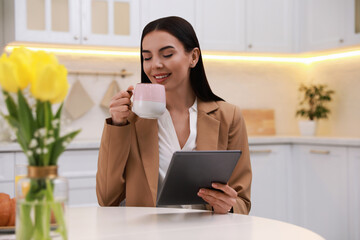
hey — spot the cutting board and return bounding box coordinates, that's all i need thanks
[241,109,276,136]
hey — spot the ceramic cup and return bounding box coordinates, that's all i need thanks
[132,83,166,119]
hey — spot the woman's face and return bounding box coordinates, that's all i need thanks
[142,30,197,92]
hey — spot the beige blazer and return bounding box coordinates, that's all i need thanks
[96,100,252,214]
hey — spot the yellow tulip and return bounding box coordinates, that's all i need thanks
[30,63,69,104]
[0,53,20,93]
[9,47,33,90]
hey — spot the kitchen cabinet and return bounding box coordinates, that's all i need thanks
[0,0,4,52]
[195,0,245,52]
[291,144,348,240]
[249,144,291,222]
[3,0,140,47]
[0,153,15,197]
[246,0,294,53]
[297,0,347,52]
[15,149,99,206]
[141,0,196,32]
[345,0,360,46]
[349,147,360,240]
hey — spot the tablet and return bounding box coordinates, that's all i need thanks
[156,150,242,206]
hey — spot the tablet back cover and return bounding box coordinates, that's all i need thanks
[156,150,241,206]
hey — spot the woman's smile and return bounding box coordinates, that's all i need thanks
[153,73,172,83]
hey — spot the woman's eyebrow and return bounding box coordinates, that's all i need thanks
[142,46,175,53]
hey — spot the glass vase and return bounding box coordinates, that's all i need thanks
[16,166,68,240]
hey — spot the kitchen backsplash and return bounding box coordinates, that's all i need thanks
[0,52,360,141]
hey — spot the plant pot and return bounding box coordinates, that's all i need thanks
[16,166,68,240]
[298,120,317,136]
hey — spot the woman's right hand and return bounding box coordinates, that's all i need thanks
[109,85,134,125]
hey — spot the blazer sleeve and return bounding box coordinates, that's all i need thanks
[96,118,131,206]
[228,106,252,214]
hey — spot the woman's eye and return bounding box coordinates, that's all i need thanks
[143,57,152,61]
[163,54,173,58]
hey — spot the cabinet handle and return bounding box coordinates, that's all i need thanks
[310,150,330,155]
[84,37,88,41]
[250,149,272,154]
[74,35,79,40]
[339,39,344,43]
[248,44,253,49]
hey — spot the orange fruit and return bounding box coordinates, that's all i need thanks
[7,198,16,226]
[0,193,11,226]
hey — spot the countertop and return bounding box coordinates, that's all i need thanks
[0,136,359,152]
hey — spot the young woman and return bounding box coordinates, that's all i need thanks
[96,16,251,214]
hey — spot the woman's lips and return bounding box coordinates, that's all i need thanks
[153,73,171,83]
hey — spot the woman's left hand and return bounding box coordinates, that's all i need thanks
[197,183,237,214]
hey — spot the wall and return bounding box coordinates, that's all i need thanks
[0,53,359,141]
[55,54,360,140]
[308,55,360,137]
[0,0,3,52]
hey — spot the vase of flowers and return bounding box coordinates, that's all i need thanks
[296,83,335,136]
[0,47,80,240]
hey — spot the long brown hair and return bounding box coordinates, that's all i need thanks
[140,16,223,102]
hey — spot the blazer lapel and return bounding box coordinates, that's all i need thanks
[135,118,159,205]
[196,100,220,150]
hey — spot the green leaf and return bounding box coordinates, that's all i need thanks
[50,129,81,165]
[3,91,18,119]
[17,90,35,144]
[36,100,45,129]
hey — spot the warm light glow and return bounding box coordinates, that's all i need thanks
[4,44,360,64]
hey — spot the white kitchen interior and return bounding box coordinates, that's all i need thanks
[0,0,359,240]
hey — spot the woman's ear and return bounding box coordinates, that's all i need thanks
[190,48,200,68]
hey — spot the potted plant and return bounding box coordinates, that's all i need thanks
[296,83,335,136]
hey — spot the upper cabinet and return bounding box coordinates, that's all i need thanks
[140,0,196,31]
[297,0,347,52]
[3,0,140,47]
[246,0,294,53]
[195,0,246,52]
[2,0,360,53]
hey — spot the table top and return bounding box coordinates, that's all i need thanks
[66,206,324,240]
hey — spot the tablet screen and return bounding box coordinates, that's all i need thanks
[156,150,241,206]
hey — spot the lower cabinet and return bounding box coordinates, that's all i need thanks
[0,153,15,197]
[349,147,360,240]
[248,144,291,222]
[291,144,348,240]
[15,149,99,206]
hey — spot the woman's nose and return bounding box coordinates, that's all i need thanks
[152,57,163,69]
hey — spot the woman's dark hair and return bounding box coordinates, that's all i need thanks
[140,16,223,102]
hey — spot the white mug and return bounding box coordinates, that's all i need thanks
[132,83,166,119]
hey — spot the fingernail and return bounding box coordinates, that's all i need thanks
[212,183,217,187]
[200,189,204,193]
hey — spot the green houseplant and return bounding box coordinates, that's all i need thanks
[0,47,80,239]
[296,83,335,136]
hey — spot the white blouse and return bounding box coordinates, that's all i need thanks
[157,99,205,209]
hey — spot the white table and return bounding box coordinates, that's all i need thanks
[67,206,324,240]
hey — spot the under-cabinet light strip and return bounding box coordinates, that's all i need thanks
[5,45,360,64]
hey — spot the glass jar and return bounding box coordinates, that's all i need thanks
[16,166,68,240]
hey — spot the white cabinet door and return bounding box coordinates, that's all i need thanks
[140,0,196,31]
[349,147,360,240]
[246,0,294,53]
[4,0,81,44]
[82,0,140,47]
[196,0,245,52]
[249,144,291,222]
[0,153,15,197]
[298,0,346,52]
[0,0,4,51]
[345,0,360,46]
[292,145,348,240]
[0,153,15,182]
